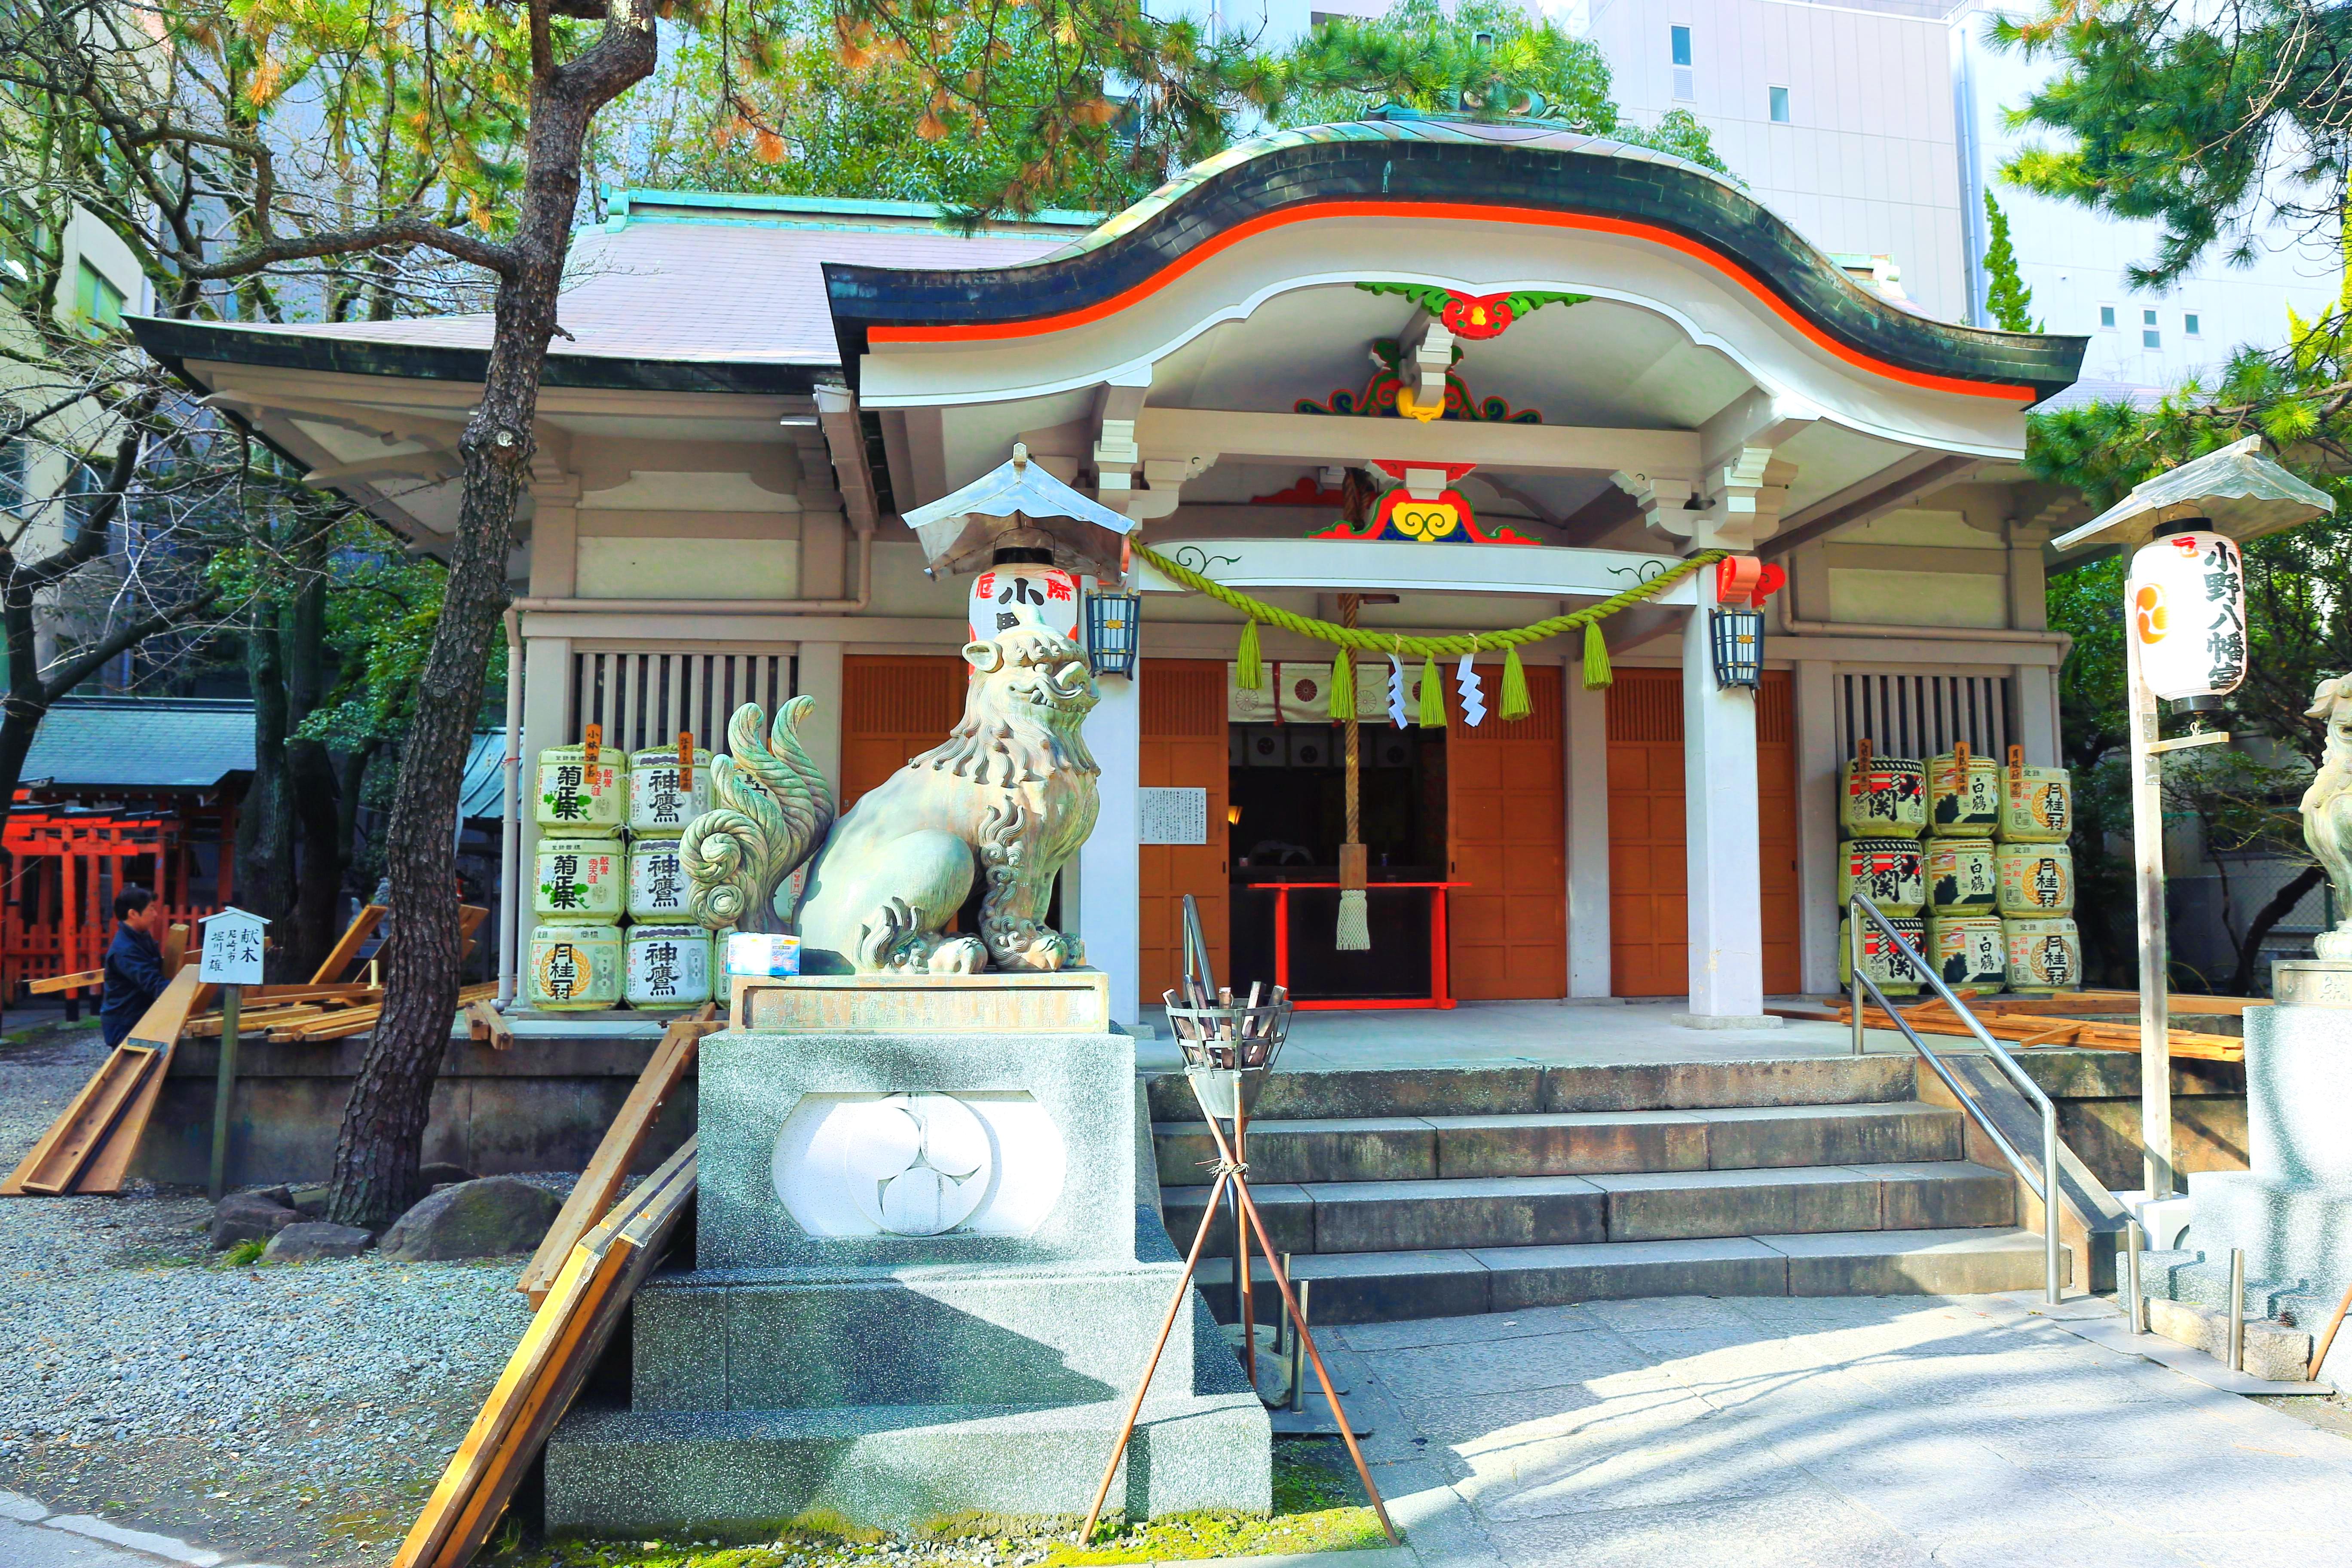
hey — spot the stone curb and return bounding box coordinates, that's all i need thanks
[0,1491,277,1568]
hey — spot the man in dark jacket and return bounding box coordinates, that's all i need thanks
[100,887,171,1047]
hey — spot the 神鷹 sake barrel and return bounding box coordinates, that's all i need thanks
[1838,838,1926,915]
[1926,838,1998,912]
[1840,915,1926,997]
[535,744,626,836]
[1929,750,2001,837]
[2001,761,2072,843]
[628,836,693,922]
[1928,915,2006,993]
[625,923,713,1011]
[535,837,626,922]
[2003,916,2081,994]
[1840,754,1926,839]
[1996,842,2075,917]
[528,921,622,1010]
[628,745,712,838]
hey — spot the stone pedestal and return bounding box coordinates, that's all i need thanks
[542,1025,1268,1535]
[2158,986,2352,1380]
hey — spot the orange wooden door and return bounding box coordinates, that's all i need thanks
[1447,662,1567,1001]
[841,655,965,811]
[1138,661,1230,1010]
[1607,668,1801,996]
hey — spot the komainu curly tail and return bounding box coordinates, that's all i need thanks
[680,696,837,933]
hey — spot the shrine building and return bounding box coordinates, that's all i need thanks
[134,115,2092,1026]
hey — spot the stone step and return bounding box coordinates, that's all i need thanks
[1145,1054,1916,1123]
[1162,1161,2017,1257]
[1191,1228,2071,1325]
[1152,1100,1963,1188]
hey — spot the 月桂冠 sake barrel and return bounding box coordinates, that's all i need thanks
[534,744,626,836]
[625,924,712,1011]
[1839,914,1926,996]
[2001,763,2072,842]
[1840,754,1926,839]
[535,836,626,922]
[628,836,693,922]
[1926,838,1998,912]
[627,746,713,837]
[1928,915,2006,994]
[1996,842,2074,916]
[1837,837,1925,915]
[1929,750,2001,837]
[528,921,622,1010]
[2003,916,2081,994]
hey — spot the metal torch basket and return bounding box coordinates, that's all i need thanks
[1164,894,1292,1121]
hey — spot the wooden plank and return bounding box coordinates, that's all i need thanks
[1,1046,157,1195]
[395,1142,697,1568]
[28,969,102,996]
[161,923,189,975]
[309,905,385,985]
[516,1006,716,1305]
[70,967,208,1195]
[466,1001,514,1050]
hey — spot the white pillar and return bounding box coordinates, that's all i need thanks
[2015,664,2061,766]
[794,640,845,797]
[1565,672,1612,998]
[1681,583,1770,1023]
[1795,656,1842,995]
[1077,670,1141,1030]
[516,631,573,989]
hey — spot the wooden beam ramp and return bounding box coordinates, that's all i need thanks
[394,1139,697,1568]
[2,967,205,1197]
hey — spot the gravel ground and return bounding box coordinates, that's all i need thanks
[0,1018,539,1567]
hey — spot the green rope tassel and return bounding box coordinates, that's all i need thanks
[1580,620,1614,692]
[1329,644,1357,722]
[1235,617,1263,689]
[1418,652,1446,728]
[1500,645,1533,721]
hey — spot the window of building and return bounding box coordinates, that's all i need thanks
[1671,26,1694,99]
[0,441,25,515]
[74,260,124,329]
[1769,85,1790,123]
[2099,305,2116,328]
[2143,307,2161,349]
[2184,312,2202,337]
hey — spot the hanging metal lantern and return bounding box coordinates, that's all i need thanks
[1085,588,1141,677]
[2126,526,2246,707]
[1710,606,1763,689]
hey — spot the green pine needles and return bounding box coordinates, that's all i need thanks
[1982,191,2040,333]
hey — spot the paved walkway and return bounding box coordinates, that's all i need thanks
[1324,1291,2352,1568]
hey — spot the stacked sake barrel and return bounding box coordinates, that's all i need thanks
[526,738,717,1011]
[1838,749,1928,995]
[1997,750,2079,993]
[1923,747,2005,993]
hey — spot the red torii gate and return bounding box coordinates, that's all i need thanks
[1,806,225,995]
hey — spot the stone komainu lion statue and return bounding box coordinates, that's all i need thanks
[680,623,1100,974]
[2303,674,2352,959]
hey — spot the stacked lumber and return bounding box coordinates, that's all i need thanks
[394,1139,697,1568]
[263,982,498,1043]
[1822,995,2246,1063]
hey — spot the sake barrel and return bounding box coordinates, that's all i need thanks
[535,744,626,836]
[1926,838,1999,912]
[1929,750,2001,837]
[2004,916,2082,994]
[535,836,626,922]
[1928,915,2006,994]
[625,924,713,1011]
[628,836,694,922]
[1837,837,1926,916]
[1996,841,2075,916]
[1840,755,1926,838]
[2001,763,2072,842]
[628,746,713,838]
[527,921,622,1010]
[1839,915,1926,997]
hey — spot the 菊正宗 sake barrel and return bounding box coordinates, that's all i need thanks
[1838,838,1926,916]
[1929,750,2001,837]
[625,924,712,1011]
[1926,838,1998,912]
[535,744,626,836]
[2001,761,2072,843]
[628,836,693,922]
[1996,842,2074,917]
[535,837,626,922]
[528,921,622,1010]
[1840,754,1926,839]
[2003,916,2081,994]
[1839,915,1926,996]
[1928,915,2006,993]
[627,746,712,838]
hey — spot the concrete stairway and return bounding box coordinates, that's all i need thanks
[1149,1054,2071,1324]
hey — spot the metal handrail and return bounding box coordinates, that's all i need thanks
[1847,894,2064,1304]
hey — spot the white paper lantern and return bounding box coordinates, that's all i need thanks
[968,564,1080,645]
[2127,530,2247,702]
